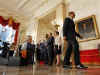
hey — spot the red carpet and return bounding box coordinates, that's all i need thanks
[80,49,100,64]
[39,61,45,65]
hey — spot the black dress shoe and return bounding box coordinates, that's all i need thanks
[63,65,72,69]
[48,63,53,66]
[33,62,35,64]
[76,64,88,69]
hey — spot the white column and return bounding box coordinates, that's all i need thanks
[56,3,66,36]
[26,19,39,44]
[56,3,68,60]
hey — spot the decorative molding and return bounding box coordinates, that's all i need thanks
[17,0,29,9]
[33,0,63,19]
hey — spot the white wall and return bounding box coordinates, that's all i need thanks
[26,19,38,43]
[68,0,100,50]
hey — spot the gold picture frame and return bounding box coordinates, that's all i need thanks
[75,15,100,42]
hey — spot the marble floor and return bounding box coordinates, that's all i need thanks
[0,65,100,75]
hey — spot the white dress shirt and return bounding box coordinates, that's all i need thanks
[55,36,61,46]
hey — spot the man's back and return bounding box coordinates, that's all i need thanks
[63,17,76,40]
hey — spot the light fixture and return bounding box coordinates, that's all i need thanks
[54,24,60,30]
[51,19,56,25]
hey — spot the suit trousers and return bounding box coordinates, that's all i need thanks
[48,45,54,65]
[64,39,81,65]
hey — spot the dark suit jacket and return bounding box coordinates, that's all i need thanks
[47,36,55,46]
[63,17,81,40]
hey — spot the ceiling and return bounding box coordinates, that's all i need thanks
[39,11,56,25]
[0,0,48,18]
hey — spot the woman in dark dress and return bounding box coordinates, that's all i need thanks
[54,31,62,66]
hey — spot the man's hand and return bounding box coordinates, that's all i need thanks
[79,35,83,39]
[63,36,67,40]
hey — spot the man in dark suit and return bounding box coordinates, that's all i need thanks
[63,11,88,69]
[32,40,35,64]
[47,33,55,65]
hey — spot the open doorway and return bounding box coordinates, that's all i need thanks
[37,11,57,42]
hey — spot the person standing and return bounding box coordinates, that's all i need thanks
[63,11,88,69]
[21,35,34,66]
[32,40,35,64]
[54,31,62,66]
[47,33,55,65]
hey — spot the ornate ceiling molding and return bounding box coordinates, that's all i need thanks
[33,0,63,19]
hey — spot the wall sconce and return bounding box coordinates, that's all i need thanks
[54,24,60,30]
[51,19,60,30]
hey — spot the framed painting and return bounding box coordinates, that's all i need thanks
[75,15,99,42]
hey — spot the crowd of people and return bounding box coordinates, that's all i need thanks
[14,11,88,69]
[35,31,62,66]
[0,11,88,69]
[19,31,62,66]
